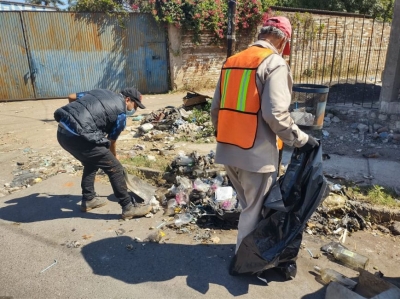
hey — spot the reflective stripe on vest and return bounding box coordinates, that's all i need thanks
[217,47,274,149]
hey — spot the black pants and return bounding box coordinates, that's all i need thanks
[57,128,131,207]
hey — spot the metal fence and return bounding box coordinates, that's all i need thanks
[0,12,169,101]
[288,16,391,108]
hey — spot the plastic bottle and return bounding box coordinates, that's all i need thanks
[328,246,369,270]
[174,213,193,227]
[314,266,357,290]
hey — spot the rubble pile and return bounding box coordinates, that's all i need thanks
[307,182,369,236]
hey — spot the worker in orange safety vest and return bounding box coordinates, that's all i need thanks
[210,16,319,276]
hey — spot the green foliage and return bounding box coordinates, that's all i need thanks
[120,154,170,171]
[187,101,215,139]
[274,0,394,21]
[73,0,126,12]
[131,0,279,44]
[349,185,400,208]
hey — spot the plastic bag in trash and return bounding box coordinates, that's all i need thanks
[231,143,327,277]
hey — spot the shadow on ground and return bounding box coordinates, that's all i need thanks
[0,193,119,222]
[81,236,294,296]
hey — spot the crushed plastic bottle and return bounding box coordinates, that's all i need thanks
[174,213,193,227]
[314,266,357,290]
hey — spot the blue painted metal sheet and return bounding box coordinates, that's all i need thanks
[0,12,35,100]
[21,12,168,98]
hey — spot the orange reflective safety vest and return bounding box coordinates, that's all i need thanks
[218,46,282,149]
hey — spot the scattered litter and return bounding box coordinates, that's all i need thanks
[322,241,369,270]
[63,241,81,248]
[174,213,193,227]
[115,228,125,236]
[82,234,93,240]
[132,115,144,121]
[147,230,166,243]
[314,266,357,290]
[40,259,57,274]
[210,236,220,244]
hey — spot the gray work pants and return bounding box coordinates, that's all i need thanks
[225,166,277,253]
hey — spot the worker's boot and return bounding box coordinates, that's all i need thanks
[122,202,152,219]
[81,196,108,212]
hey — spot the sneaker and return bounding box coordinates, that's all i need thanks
[81,197,108,212]
[122,202,152,219]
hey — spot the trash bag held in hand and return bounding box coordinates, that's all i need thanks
[231,142,327,277]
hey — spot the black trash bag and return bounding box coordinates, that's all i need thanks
[231,144,327,278]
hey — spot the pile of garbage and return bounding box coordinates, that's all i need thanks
[161,151,242,228]
[132,93,214,143]
[307,182,368,237]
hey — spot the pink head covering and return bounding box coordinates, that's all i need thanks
[263,16,292,55]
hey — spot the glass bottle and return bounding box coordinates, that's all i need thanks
[328,246,369,270]
[314,266,357,290]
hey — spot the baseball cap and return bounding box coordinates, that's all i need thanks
[121,87,146,109]
[262,16,292,55]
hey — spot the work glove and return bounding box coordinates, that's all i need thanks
[299,135,319,153]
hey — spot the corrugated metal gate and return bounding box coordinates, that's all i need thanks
[0,12,169,101]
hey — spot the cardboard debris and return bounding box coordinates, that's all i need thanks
[182,91,212,107]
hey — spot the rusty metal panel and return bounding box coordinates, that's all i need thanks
[124,14,168,93]
[0,12,35,100]
[21,12,168,98]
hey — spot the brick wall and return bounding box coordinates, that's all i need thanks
[168,12,391,91]
[168,25,256,91]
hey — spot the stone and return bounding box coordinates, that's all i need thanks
[350,123,359,129]
[393,134,400,141]
[396,121,400,130]
[373,124,383,131]
[378,114,388,121]
[322,194,346,211]
[357,124,369,133]
[326,113,334,118]
[390,221,400,235]
[146,155,156,161]
[369,111,377,118]
[332,116,341,123]
[376,225,391,234]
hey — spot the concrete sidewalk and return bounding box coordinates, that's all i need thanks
[281,150,400,190]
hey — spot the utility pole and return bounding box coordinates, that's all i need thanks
[227,0,236,58]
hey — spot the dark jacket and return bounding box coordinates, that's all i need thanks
[54,89,126,146]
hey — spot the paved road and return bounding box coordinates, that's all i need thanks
[1,92,399,298]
